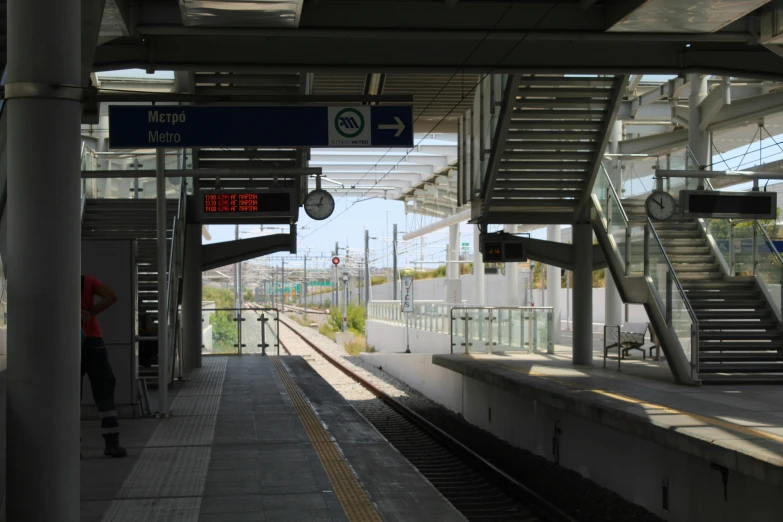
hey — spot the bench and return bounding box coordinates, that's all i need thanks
[603,323,658,370]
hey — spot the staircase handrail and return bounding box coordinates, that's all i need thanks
[645,217,700,374]
[600,163,629,226]
[165,151,189,382]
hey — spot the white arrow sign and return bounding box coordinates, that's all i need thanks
[378,116,406,137]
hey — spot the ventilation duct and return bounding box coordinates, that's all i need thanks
[179,0,303,28]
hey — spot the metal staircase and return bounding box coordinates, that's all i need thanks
[81,198,179,323]
[593,170,783,384]
[479,74,627,224]
[624,199,783,381]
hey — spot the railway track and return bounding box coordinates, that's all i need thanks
[276,317,578,522]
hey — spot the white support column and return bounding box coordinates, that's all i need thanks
[546,225,562,343]
[473,225,485,305]
[689,74,710,169]
[606,120,624,329]
[505,225,519,306]
[448,224,458,280]
[572,224,594,365]
[7,0,81,518]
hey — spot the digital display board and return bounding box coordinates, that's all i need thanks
[681,190,777,220]
[484,242,503,262]
[198,189,296,222]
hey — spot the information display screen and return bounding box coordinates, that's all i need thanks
[681,190,777,219]
[199,189,295,221]
[484,242,503,262]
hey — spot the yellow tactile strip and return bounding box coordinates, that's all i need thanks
[271,357,383,522]
[484,358,783,446]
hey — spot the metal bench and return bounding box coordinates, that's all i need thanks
[603,323,658,370]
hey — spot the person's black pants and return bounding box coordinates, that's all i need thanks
[82,337,120,448]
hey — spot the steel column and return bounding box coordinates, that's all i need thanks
[473,225,485,305]
[546,225,562,343]
[156,149,170,415]
[572,223,594,365]
[7,0,81,517]
[182,224,203,371]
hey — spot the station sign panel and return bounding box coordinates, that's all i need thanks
[108,105,414,148]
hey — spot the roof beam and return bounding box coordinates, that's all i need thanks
[618,128,688,156]
[708,89,783,132]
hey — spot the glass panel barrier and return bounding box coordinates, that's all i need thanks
[241,307,280,355]
[448,307,554,354]
[754,222,783,317]
[645,224,698,370]
[202,309,239,354]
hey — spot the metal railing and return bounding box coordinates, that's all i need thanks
[591,163,701,383]
[644,219,700,377]
[368,301,455,334]
[202,307,280,355]
[450,306,554,355]
[166,153,189,379]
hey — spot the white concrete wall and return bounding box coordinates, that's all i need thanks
[366,320,450,354]
[360,353,463,413]
[359,351,783,522]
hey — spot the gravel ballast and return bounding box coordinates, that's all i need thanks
[279,314,663,522]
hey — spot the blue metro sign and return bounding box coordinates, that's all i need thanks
[108,105,414,148]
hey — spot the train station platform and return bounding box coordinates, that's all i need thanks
[431,350,783,522]
[79,355,463,522]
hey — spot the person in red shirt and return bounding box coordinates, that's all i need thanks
[81,275,127,458]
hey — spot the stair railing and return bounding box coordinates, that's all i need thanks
[591,165,700,384]
[643,219,700,378]
[165,150,189,382]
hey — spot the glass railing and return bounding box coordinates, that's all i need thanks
[592,164,645,277]
[753,222,783,316]
[166,153,190,379]
[368,301,454,335]
[645,221,699,374]
[450,306,554,355]
[81,150,187,199]
[201,307,280,355]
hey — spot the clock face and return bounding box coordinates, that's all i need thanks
[304,189,335,220]
[645,191,677,221]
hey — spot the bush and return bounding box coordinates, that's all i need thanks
[328,303,365,333]
[210,312,237,353]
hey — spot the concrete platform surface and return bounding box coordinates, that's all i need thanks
[80,355,463,521]
[433,352,783,490]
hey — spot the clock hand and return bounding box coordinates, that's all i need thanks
[655,198,664,209]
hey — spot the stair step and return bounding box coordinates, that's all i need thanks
[699,373,783,383]
[698,363,783,373]
[670,264,721,273]
[700,340,783,350]
[700,353,783,362]
[690,301,765,309]
[696,312,778,324]
[686,289,759,297]
[676,273,725,281]
[681,280,754,290]
[668,255,715,263]
[697,310,773,319]
[664,246,713,255]
[699,331,780,341]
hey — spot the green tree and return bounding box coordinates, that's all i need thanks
[328,303,366,334]
[244,288,254,302]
